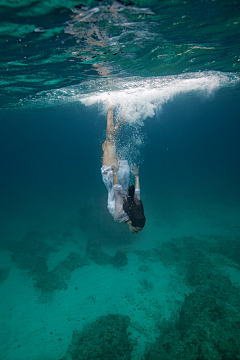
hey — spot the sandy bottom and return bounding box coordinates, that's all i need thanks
[0,189,240,360]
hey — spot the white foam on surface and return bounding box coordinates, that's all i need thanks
[80,71,240,124]
[20,71,240,119]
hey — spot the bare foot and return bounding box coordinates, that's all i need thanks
[107,97,115,110]
[116,114,126,125]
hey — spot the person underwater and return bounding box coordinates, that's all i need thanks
[101,99,146,234]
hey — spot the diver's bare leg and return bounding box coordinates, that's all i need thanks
[102,100,126,167]
[102,101,117,167]
[106,99,115,139]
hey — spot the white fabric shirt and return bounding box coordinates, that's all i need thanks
[101,160,141,223]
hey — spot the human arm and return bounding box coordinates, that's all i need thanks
[131,163,141,201]
[113,185,129,222]
[111,162,129,222]
[131,163,140,190]
[112,163,119,185]
[113,172,119,185]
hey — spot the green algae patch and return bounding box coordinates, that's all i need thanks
[3,230,89,302]
[61,314,133,360]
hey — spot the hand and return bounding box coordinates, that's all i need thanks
[131,163,139,177]
[107,97,115,110]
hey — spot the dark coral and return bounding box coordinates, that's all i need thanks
[61,314,133,360]
[86,237,128,267]
[144,276,240,360]
[110,249,128,267]
[0,267,10,286]
[1,230,89,301]
[141,236,240,360]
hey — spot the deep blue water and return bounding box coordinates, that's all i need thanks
[1,1,240,359]
[1,88,240,216]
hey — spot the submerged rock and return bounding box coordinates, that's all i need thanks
[86,237,128,267]
[61,314,133,360]
[143,275,240,360]
[111,249,128,267]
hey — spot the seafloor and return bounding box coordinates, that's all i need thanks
[0,186,240,360]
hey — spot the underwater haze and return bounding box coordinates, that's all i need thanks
[1,1,240,359]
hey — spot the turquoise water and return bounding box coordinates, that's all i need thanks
[0,1,240,359]
[1,0,240,110]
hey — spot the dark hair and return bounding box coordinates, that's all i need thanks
[123,185,146,228]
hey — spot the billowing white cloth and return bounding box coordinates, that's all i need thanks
[101,160,140,223]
